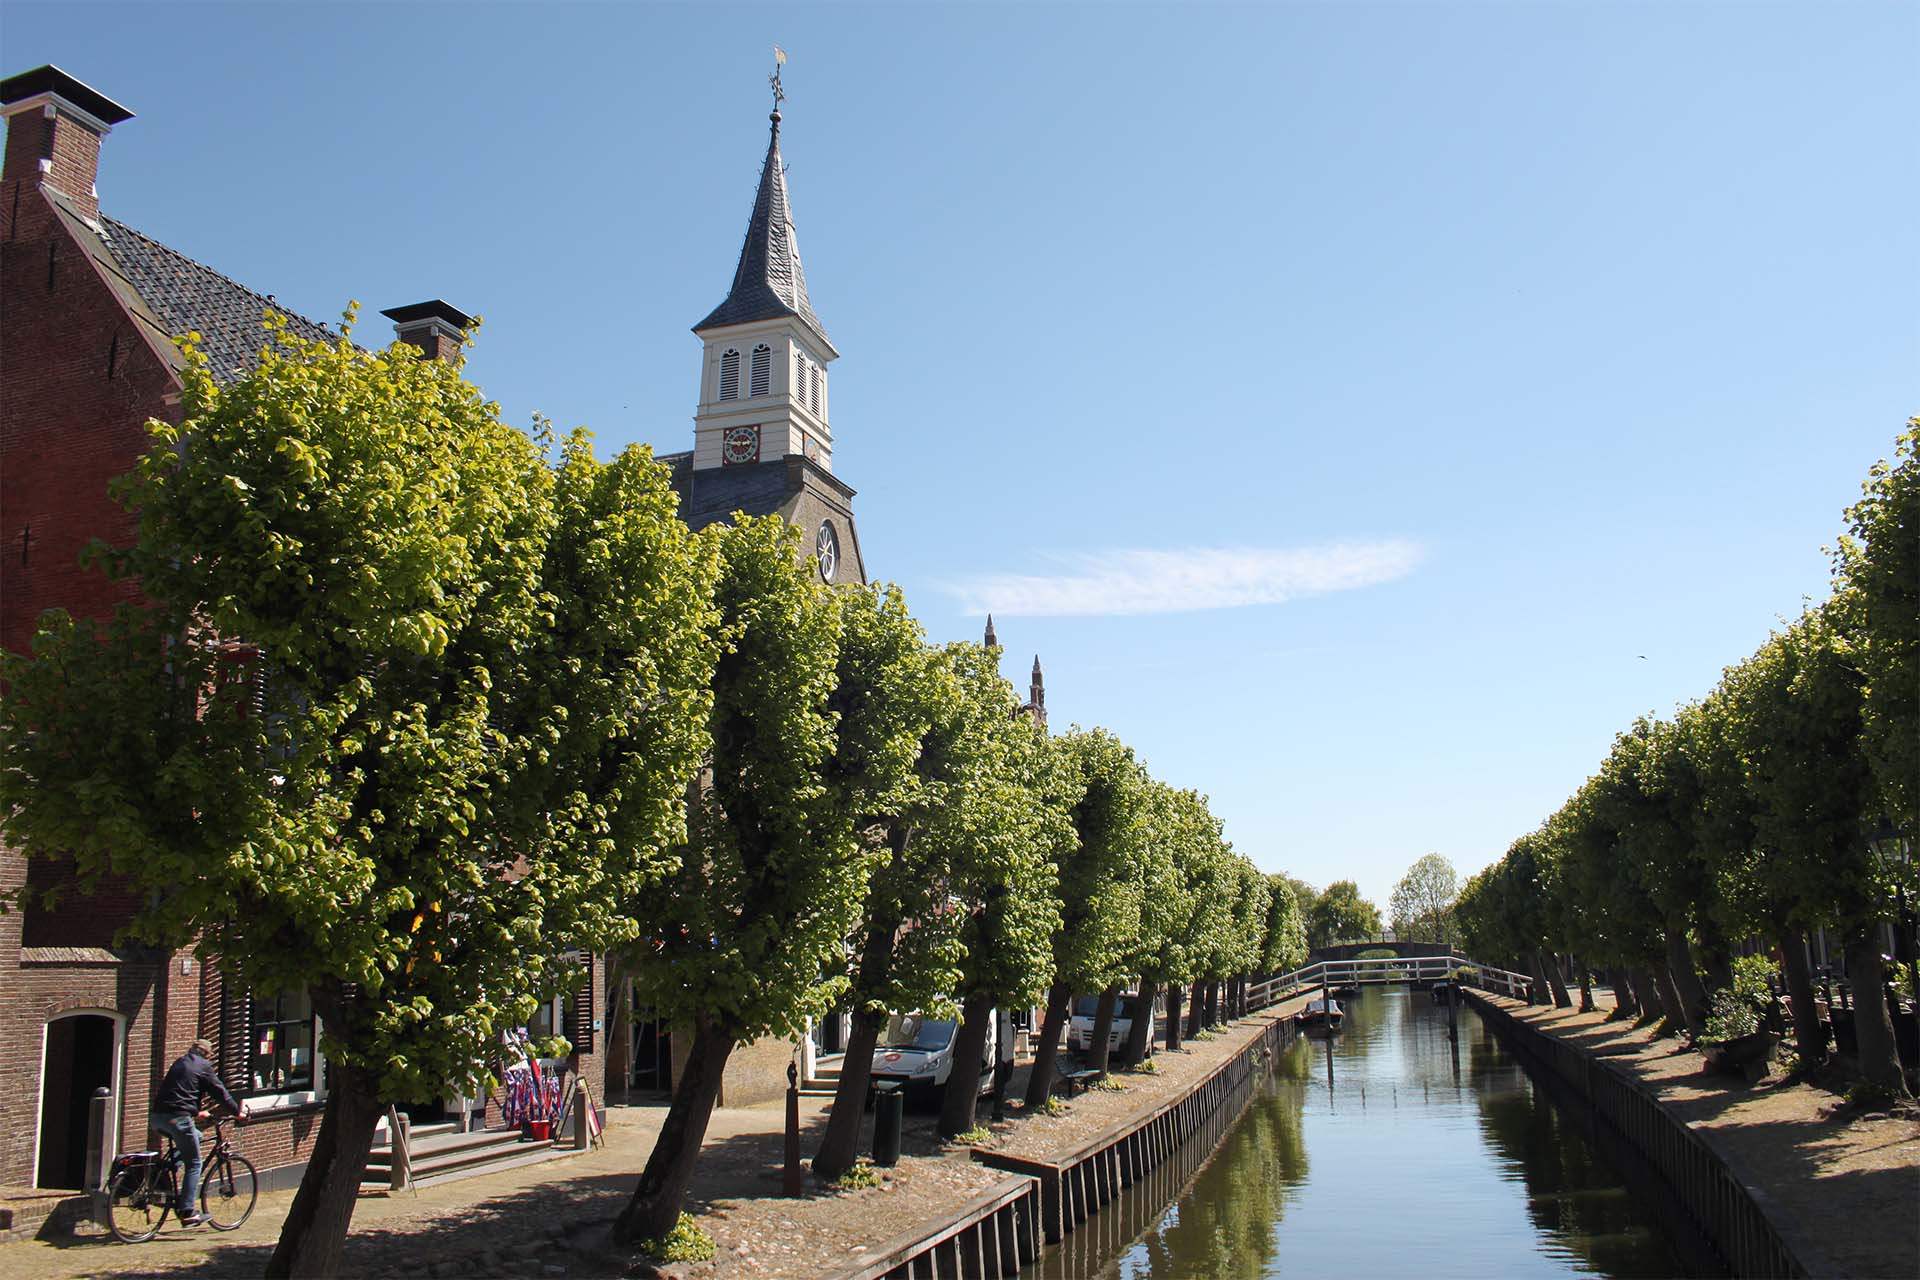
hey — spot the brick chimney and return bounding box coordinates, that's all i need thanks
[0,65,133,225]
[379,300,472,363]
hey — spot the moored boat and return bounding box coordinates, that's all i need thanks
[1299,995,1344,1032]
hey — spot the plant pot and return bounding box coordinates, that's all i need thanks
[523,1119,551,1141]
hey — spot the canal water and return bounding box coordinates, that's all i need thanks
[1035,986,1694,1278]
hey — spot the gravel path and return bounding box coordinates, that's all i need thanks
[1489,993,1920,1280]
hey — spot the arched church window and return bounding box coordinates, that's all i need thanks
[718,349,740,401]
[749,345,772,397]
[809,364,822,414]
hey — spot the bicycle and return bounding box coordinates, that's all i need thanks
[105,1114,257,1243]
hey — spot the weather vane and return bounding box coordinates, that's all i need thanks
[770,45,787,112]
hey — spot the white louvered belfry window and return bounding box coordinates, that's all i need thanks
[719,349,740,401]
[750,344,772,397]
[810,364,822,414]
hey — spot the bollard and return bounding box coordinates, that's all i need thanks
[85,1086,113,1227]
[871,1082,904,1167]
[387,1107,412,1192]
[573,1081,591,1150]
[783,1061,803,1195]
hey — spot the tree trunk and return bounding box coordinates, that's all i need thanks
[614,1018,734,1243]
[1778,928,1826,1067]
[1023,983,1072,1108]
[265,1058,383,1278]
[811,1008,883,1180]
[1610,968,1639,1019]
[1664,918,1709,1033]
[1084,986,1120,1074]
[1165,985,1185,1052]
[1539,951,1572,1009]
[1120,980,1159,1067]
[1576,958,1595,1013]
[1844,935,1909,1096]
[1652,965,1689,1035]
[1630,968,1661,1021]
[1185,983,1205,1037]
[938,993,995,1137]
[1203,980,1221,1027]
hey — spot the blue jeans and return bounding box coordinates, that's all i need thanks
[150,1112,201,1215]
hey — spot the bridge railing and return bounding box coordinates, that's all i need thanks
[1245,955,1538,1010]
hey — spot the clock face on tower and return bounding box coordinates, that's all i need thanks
[816,520,840,582]
[722,425,760,466]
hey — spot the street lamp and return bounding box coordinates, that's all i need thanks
[1868,817,1917,1016]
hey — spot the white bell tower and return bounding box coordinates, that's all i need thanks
[690,104,838,474]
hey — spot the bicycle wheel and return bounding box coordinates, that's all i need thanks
[200,1152,257,1230]
[106,1162,172,1244]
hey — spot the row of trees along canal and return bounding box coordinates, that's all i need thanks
[1454,419,1918,1100]
[0,317,1311,1276]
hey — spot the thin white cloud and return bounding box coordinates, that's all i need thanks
[947,541,1424,618]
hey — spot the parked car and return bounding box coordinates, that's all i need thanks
[869,1009,1013,1106]
[1068,993,1154,1055]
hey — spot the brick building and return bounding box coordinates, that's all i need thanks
[0,66,607,1198]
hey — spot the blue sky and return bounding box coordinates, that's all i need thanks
[8,2,1915,909]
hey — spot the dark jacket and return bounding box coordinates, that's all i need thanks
[152,1050,242,1118]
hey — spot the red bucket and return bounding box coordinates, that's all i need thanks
[524,1120,551,1141]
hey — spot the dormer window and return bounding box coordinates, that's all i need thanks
[718,349,740,401]
[749,344,772,397]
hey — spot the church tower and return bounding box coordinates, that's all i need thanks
[672,85,864,584]
[690,104,838,474]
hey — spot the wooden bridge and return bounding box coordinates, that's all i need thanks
[1246,955,1536,1007]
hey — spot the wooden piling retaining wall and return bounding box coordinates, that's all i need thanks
[828,1014,1297,1279]
[1465,991,1831,1280]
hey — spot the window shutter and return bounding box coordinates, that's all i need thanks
[217,970,255,1094]
[719,349,740,400]
[749,345,771,397]
[563,952,595,1056]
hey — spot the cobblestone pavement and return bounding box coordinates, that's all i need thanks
[0,1008,1297,1279]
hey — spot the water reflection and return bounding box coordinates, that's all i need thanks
[1060,987,1686,1279]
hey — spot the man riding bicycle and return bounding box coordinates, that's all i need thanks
[149,1038,249,1226]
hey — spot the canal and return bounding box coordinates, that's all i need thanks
[1034,986,1698,1278]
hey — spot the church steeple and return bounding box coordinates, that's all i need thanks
[693,108,833,354]
[984,614,999,649]
[690,98,839,474]
[1029,655,1046,727]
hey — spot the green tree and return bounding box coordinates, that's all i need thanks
[1308,880,1381,947]
[0,318,721,1277]
[1833,418,1919,836]
[1261,874,1310,976]
[1728,603,1904,1091]
[1023,728,1146,1104]
[1389,853,1460,945]
[806,589,955,1177]
[1115,780,1187,1067]
[937,663,1072,1135]
[613,514,863,1242]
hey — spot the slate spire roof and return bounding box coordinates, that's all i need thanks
[694,110,833,354]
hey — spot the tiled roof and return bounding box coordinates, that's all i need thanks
[97,209,333,384]
[693,112,833,354]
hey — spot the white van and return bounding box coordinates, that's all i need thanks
[1068,993,1154,1055]
[869,1009,1014,1105]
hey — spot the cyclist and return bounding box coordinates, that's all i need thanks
[149,1038,249,1226]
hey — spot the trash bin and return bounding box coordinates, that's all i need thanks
[872,1082,904,1167]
